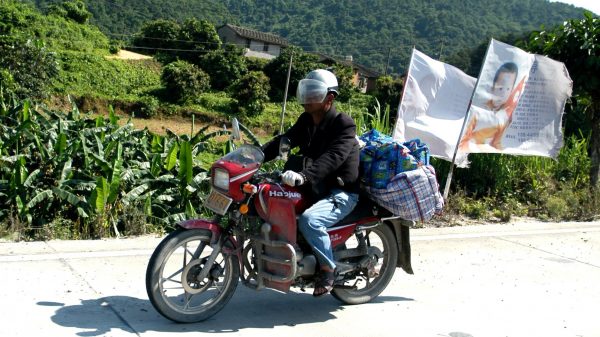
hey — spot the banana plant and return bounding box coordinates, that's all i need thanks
[0,97,251,239]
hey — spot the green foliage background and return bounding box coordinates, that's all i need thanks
[25,0,585,74]
[0,1,162,103]
[1,0,598,241]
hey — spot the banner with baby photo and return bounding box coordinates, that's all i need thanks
[393,40,572,198]
[458,39,571,157]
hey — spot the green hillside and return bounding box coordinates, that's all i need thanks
[26,0,586,73]
[1,1,161,103]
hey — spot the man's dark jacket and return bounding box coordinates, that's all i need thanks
[262,105,360,199]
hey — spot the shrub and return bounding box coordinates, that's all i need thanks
[195,92,235,114]
[447,191,492,220]
[109,39,123,54]
[0,69,17,99]
[230,71,270,117]
[374,75,404,112]
[161,60,210,103]
[545,194,569,220]
[493,198,527,222]
[198,44,248,91]
[47,0,91,24]
[0,39,58,99]
[135,95,160,118]
[118,203,149,236]
[246,57,269,72]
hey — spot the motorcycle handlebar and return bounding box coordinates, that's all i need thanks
[253,170,282,183]
[253,170,301,186]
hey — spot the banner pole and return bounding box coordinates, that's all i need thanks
[443,39,495,200]
[279,52,293,135]
[392,48,416,140]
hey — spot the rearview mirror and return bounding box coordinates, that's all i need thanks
[231,118,241,141]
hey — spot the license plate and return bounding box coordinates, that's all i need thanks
[205,189,233,215]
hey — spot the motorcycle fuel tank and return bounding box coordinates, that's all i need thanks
[254,183,310,243]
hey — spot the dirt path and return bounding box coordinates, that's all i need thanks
[105,50,153,60]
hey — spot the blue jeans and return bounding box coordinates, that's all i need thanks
[297,189,359,270]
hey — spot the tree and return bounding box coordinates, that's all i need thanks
[47,0,91,24]
[161,60,210,103]
[132,18,224,64]
[198,44,247,91]
[133,19,181,57]
[0,39,58,99]
[374,75,404,112]
[178,18,221,57]
[522,12,600,188]
[263,46,321,101]
[230,71,270,116]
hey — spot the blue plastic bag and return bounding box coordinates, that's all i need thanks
[358,129,429,188]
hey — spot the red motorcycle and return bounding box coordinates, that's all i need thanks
[146,125,414,323]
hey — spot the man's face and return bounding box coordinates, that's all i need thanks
[302,102,325,115]
[490,72,516,109]
[302,94,333,117]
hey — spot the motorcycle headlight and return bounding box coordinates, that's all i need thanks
[213,168,229,192]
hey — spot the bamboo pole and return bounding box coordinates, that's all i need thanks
[279,52,293,135]
[442,39,494,200]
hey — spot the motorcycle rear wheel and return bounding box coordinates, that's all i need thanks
[331,224,398,305]
[146,228,239,323]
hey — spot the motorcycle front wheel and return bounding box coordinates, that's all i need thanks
[331,224,398,305]
[146,228,239,323]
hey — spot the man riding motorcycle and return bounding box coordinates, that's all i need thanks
[146,69,414,323]
[261,69,361,297]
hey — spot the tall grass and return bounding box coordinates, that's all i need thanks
[346,97,392,135]
[442,133,598,221]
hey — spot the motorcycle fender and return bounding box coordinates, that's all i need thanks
[178,219,241,258]
[177,219,223,244]
[387,219,414,275]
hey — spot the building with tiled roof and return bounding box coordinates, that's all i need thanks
[217,24,289,60]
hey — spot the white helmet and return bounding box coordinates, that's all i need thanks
[296,69,339,104]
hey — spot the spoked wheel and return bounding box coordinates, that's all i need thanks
[146,228,239,323]
[331,224,398,304]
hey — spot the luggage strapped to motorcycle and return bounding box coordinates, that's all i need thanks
[358,129,444,223]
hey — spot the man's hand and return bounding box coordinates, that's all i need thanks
[282,170,304,186]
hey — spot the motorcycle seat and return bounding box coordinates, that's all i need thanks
[335,193,392,227]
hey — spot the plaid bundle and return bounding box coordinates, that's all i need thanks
[364,165,444,222]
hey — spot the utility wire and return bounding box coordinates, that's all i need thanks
[4,8,417,71]
[10,2,414,65]
[106,31,404,55]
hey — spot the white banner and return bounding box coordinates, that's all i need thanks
[393,49,475,167]
[394,40,572,163]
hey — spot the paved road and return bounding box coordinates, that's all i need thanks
[1,221,599,337]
